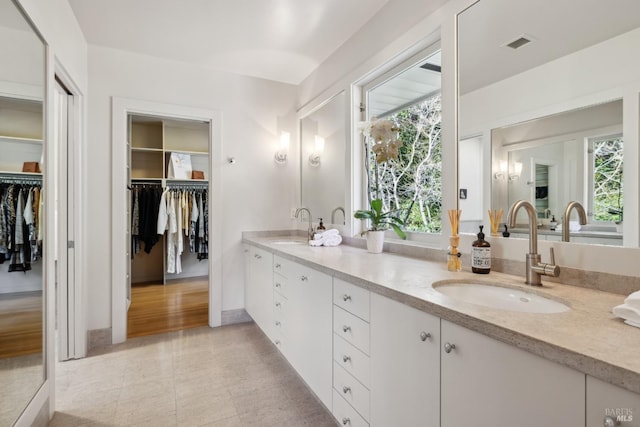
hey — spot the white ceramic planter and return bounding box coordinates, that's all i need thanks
[366,230,385,253]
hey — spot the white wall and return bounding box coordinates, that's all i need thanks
[87,45,298,331]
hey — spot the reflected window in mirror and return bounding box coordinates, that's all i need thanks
[589,134,623,223]
[364,46,442,234]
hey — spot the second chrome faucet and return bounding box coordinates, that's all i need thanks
[507,200,560,286]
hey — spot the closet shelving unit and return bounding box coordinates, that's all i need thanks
[129,114,209,286]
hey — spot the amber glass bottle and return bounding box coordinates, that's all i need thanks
[471,225,491,274]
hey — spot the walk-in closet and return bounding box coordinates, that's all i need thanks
[127,114,210,338]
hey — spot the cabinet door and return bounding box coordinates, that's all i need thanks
[287,263,333,409]
[587,376,640,427]
[370,293,440,427]
[441,320,585,427]
[243,246,273,340]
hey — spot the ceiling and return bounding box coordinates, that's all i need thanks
[67,0,391,85]
[458,0,640,94]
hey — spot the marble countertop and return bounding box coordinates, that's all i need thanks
[243,235,640,394]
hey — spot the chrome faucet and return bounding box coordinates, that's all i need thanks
[562,201,587,242]
[295,207,314,241]
[331,206,345,225]
[507,200,560,286]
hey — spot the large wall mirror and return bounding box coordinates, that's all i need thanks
[300,91,347,227]
[0,0,46,424]
[457,0,640,247]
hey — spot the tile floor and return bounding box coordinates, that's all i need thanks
[50,322,337,426]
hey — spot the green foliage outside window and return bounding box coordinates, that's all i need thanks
[593,137,623,222]
[366,94,442,233]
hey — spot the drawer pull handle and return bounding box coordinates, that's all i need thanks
[342,325,351,333]
[275,263,281,268]
[275,302,281,307]
[342,386,351,394]
[275,321,281,326]
[254,254,262,259]
[300,275,308,281]
[342,294,351,302]
[343,355,351,363]
[444,342,456,354]
[342,418,351,425]
[275,283,281,288]
[420,331,432,342]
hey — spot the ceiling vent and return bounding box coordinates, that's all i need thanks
[503,34,535,50]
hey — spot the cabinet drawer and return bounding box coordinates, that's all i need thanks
[273,274,289,299]
[334,278,370,321]
[273,293,287,320]
[334,362,370,421]
[333,390,369,427]
[334,305,370,355]
[334,333,370,389]
[273,255,295,278]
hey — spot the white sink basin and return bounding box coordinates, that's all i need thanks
[434,282,570,314]
[270,240,305,245]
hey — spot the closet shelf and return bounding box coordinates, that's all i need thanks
[0,135,43,145]
[131,147,163,153]
[165,149,208,156]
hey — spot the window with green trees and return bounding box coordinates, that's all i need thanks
[592,136,623,222]
[365,48,442,233]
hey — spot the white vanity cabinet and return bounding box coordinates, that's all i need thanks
[273,255,333,409]
[243,245,273,340]
[370,293,440,427]
[441,319,585,427]
[587,376,640,427]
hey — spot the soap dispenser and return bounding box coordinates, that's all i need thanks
[317,218,326,231]
[549,215,557,231]
[471,225,491,274]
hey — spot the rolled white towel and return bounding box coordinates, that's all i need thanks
[624,290,640,310]
[323,235,342,247]
[569,221,582,232]
[309,239,323,247]
[313,228,340,240]
[612,304,640,326]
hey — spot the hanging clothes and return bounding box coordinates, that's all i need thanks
[130,184,163,256]
[0,180,41,272]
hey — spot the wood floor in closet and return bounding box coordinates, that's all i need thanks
[0,292,42,358]
[127,277,208,338]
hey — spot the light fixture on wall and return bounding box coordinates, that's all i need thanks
[493,160,508,180]
[308,135,325,167]
[274,131,290,164]
[509,162,523,181]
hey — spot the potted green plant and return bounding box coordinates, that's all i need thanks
[355,118,407,253]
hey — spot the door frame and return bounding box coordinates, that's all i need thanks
[111,97,223,344]
[54,62,86,360]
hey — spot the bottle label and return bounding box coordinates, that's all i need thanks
[471,247,491,269]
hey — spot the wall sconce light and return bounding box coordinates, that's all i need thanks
[274,131,290,164]
[493,160,508,180]
[308,135,325,167]
[509,162,523,181]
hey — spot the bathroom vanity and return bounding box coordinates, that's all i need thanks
[243,234,640,427]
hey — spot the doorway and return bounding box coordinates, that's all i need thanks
[111,98,223,344]
[53,75,84,361]
[127,114,210,338]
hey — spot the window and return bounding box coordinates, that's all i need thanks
[365,49,442,233]
[589,135,623,222]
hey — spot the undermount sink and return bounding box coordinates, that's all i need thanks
[270,240,305,245]
[434,282,570,314]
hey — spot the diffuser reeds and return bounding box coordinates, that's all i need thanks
[447,209,462,271]
[488,209,503,237]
